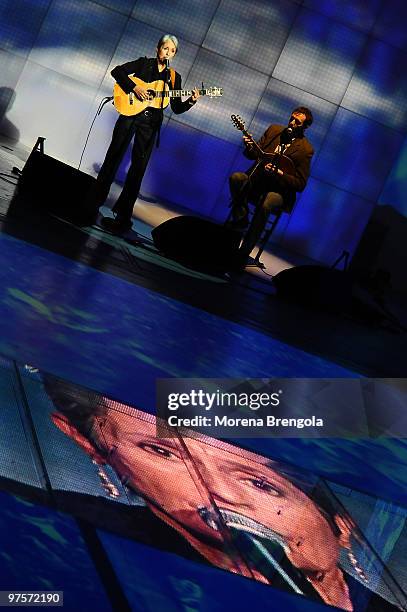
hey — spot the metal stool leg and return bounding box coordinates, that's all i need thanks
[224,202,233,224]
[254,211,282,263]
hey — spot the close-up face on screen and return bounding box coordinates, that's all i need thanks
[40,374,405,612]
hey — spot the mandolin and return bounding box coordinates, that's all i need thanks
[231,114,295,177]
[113,76,223,116]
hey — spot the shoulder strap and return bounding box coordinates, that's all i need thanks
[169,68,176,89]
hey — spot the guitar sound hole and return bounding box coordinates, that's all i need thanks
[147,89,155,100]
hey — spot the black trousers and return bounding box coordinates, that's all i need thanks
[95,112,158,221]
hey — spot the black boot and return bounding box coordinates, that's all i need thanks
[227,202,249,230]
[101,216,132,233]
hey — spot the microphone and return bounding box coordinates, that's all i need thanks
[197,506,304,594]
[280,125,293,144]
[197,506,286,546]
[164,58,171,86]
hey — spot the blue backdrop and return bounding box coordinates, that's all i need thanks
[0,0,406,263]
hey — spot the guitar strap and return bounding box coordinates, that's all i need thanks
[156,68,176,149]
[169,68,176,89]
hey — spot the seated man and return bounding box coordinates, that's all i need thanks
[229,107,314,265]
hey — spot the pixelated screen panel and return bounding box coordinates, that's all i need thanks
[132,0,219,44]
[0,49,26,133]
[22,371,127,498]
[303,0,382,32]
[203,0,299,75]
[174,48,269,143]
[327,482,407,608]
[372,0,407,51]
[33,377,257,566]
[143,121,240,217]
[273,8,367,104]
[311,108,405,201]
[98,530,294,610]
[6,60,98,168]
[247,77,337,157]
[0,490,109,608]
[283,178,374,263]
[0,0,50,59]
[379,135,407,215]
[342,39,407,131]
[97,20,200,98]
[27,0,128,89]
[6,371,404,611]
[0,359,43,488]
[14,369,407,509]
[93,0,136,16]
[228,435,407,509]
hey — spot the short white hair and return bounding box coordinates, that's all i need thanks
[157,34,179,53]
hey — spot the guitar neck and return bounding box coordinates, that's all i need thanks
[157,89,207,98]
[241,128,264,158]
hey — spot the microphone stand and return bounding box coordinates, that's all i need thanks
[273,125,292,167]
[78,96,114,170]
[263,125,295,181]
[156,59,170,148]
[248,535,304,594]
[163,59,171,106]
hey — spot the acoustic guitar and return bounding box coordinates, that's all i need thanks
[113,76,223,116]
[231,114,296,178]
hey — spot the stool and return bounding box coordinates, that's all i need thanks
[251,206,283,265]
[225,196,284,269]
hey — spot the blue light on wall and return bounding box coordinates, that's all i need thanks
[0,0,406,264]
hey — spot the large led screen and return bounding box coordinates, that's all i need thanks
[2,369,403,612]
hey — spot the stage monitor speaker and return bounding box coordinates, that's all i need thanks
[151,216,241,272]
[273,265,353,313]
[18,150,97,225]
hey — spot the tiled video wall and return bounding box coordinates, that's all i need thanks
[0,0,406,263]
[0,358,406,610]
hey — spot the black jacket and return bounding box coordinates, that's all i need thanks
[245,123,314,211]
[111,56,193,116]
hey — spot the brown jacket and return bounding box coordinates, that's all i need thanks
[245,124,314,211]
